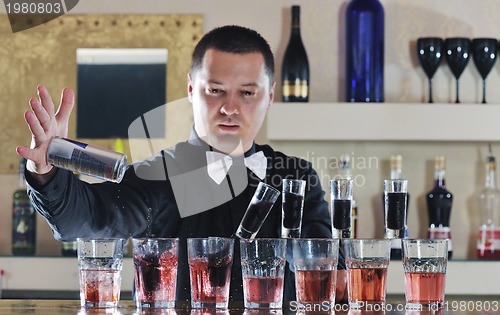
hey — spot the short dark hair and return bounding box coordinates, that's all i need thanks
[190,25,275,84]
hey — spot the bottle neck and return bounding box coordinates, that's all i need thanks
[18,160,27,189]
[434,169,446,188]
[485,165,497,189]
[291,13,301,36]
[390,168,402,180]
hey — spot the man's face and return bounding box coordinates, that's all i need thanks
[188,49,275,154]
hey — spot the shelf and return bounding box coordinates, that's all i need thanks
[267,103,500,142]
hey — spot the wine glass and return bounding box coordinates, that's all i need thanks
[445,38,471,104]
[417,37,444,103]
[472,38,498,104]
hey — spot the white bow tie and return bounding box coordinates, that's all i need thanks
[206,151,267,184]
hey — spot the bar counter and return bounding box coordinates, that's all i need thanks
[0,296,499,315]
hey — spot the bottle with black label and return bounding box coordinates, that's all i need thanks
[281,5,309,102]
[12,157,36,256]
[426,156,453,259]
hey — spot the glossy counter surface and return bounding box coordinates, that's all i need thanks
[0,297,499,315]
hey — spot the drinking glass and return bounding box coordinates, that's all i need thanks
[330,178,353,238]
[344,239,391,310]
[281,179,306,238]
[132,238,179,309]
[77,238,126,309]
[402,239,448,310]
[240,238,287,309]
[235,182,280,240]
[292,238,339,308]
[384,179,408,239]
[472,38,498,104]
[445,37,471,103]
[187,237,234,309]
[417,37,444,103]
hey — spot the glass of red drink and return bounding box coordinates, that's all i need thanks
[132,238,179,309]
[240,238,287,309]
[77,238,126,309]
[402,239,448,310]
[330,179,353,238]
[187,237,234,309]
[291,238,339,310]
[344,239,391,310]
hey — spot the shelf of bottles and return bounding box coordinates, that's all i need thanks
[267,103,500,142]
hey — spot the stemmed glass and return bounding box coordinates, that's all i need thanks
[445,38,471,104]
[472,38,497,104]
[417,37,444,103]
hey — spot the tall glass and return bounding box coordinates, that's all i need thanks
[187,237,234,309]
[240,238,287,309]
[403,239,448,310]
[292,238,339,308]
[132,238,179,309]
[235,182,280,240]
[77,238,125,308]
[384,179,408,239]
[330,179,353,238]
[281,179,306,238]
[344,239,391,310]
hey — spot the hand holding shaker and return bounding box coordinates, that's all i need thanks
[47,136,127,183]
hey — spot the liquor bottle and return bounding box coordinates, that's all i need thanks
[12,157,36,256]
[281,5,309,102]
[338,154,358,238]
[426,156,453,259]
[383,155,410,260]
[345,0,384,102]
[477,148,500,260]
[61,241,78,257]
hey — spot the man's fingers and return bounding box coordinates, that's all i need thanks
[24,109,46,141]
[29,97,52,133]
[37,84,56,121]
[55,87,74,124]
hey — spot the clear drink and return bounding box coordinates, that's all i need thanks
[189,256,233,308]
[295,270,336,304]
[405,272,446,309]
[80,269,121,308]
[134,249,178,308]
[243,276,283,305]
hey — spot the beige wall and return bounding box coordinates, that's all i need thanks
[1,0,499,259]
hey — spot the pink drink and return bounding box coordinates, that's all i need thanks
[80,269,121,308]
[295,270,336,303]
[189,256,233,307]
[134,249,178,307]
[348,268,387,303]
[405,272,445,307]
[243,276,283,305]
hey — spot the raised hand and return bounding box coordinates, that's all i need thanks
[16,84,74,176]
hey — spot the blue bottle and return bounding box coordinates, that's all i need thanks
[345,0,384,102]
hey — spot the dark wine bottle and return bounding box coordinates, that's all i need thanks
[282,5,309,102]
[12,157,36,256]
[426,156,453,259]
[345,0,384,102]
